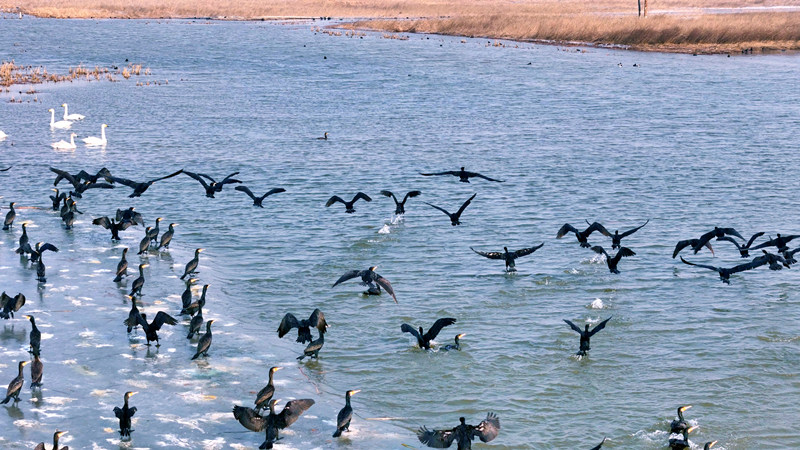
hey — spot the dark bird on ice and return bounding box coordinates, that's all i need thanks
[181,284,208,316]
[157,223,177,250]
[187,305,204,339]
[1,360,29,404]
[401,318,457,350]
[126,309,178,346]
[471,243,544,272]
[0,292,26,319]
[110,169,184,197]
[420,167,504,183]
[137,227,153,255]
[191,319,215,360]
[380,190,421,214]
[147,217,162,245]
[235,186,286,207]
[34,430,68,450]
[717,231,765,258]
[254,366,283,411]
[670,405,693,433]
[22,241,59,263]
[15,222,28,254]
[124,297,142,333]
[116,207,144,226]
[556,222,611,248]
[30,354,43,389]
[23,314,41,356]
[332,266,397,302]
[333,389,360,437]
[297,332,324,361]
[564,316,612,356]
[679,256,767,283]
[259,398,315,449]
[425,193,476,226]
[50,189,66,211]
[92,216,133,241]
[129,263,149,297]
[180,248,204,280]
[326,192,372,213]
[277,309,328,344]
[114,248,129,282]
[113,391,138,440]
[183,170,242,198]
[591,246,636,274]
[3,201,17,230]
[417,412,500,449]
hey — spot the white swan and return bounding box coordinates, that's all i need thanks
[0,130,7,140]
[51,133,77,149]
[83,124,108,146]
[61,103,85,121]
[49,108,72,129]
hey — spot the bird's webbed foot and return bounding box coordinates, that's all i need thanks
[580,242,591,248]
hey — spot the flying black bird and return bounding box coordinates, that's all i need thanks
[116,207,144,226]
[564,316,612,356]
[34,430,69,450]
[333,389,360,437]
[417,413,500,449]
[254,366,283,411]
[401,318,457,350]
[672,238,715,258]
[332,266,397,302]
[679,256,766,284]
[30,354,43,390]
[259,398,315,449]
[183,170,242,197]
[23,315,41,356]
[751,233,800,252]
[180,248,204,280]
[126,309,178,346]
[277,309,328,343]
[471,243,544,272]
[420,167,504,183]
[129,263,149,297]
[93,216,133,240]
[158,223,178,249]
[669,425,698,450]
[110,169,184,197]
[326,192,372,213]
[591,246,636,274]
[599,219,649,249]
[670,405,692,433]
[717,231,765,257]
[688,227,746,253]
[113,391,138,440]
[235,186,286,207]
[590,437,608,450]
[114,248,129,282]
[192,319,215,360]
[380,190,421,214]
[781,246,800,265]
[425,193,476,226]
[3,201,17,230]
[1,360,29,404]
[753,249,790,270]
[233,405,267,432]
[297,332,324,361]
[49,167,114,197]
[0,292,26,319]
[556,222,611,248]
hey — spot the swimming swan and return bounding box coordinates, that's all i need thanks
[61,103,85,121]
[51,133,77,149]
[83,124,108,146]
[49,108,72,129]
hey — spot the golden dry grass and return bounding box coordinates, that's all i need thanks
[4,1,800,52]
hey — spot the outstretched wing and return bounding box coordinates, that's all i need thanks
[730,256,768,274]
[326,196,345,207]
[468,172,504,182]
[219,171,241,185]
[109,176,138,188]
[309,308,328,334]
[588,316,612,337]
[512,243,544,258]
[375,276,398,303]
[589,437,608,450]
[235,185,257,200]
[591,246,609,258]
[183,171,211,190]
[275,399,315,429]
[563,319,582,334]
[352,192,372,203]
[39,243,59,253]
[401,323,422,342]
[402,190,422,203]
[455,193,477,217]
[277,313,300,338]
[556,223,579,239]
[114,406,123,419]
[92,216,112,229]
[420,171,459,177]
[617,247,636,258]
[332,270,361,287]
[585,221,612,237]
[83,182,114,191]
[471,247,504,260]
[233,405,266,432]
[745,232,765,248]
[474,412,500,443]
[719,227,745,241]
[148,169,184,184]
[673,239,697,258]
[150,311,178,331]
[417,426,457,448]
[263,188,286,197]
[423,317,456,342]
[380,190,398,203]
[679,256,719,272]
[716,236,743,250]
[50,167,78,187]
[619,219,649,238]
[424,202,451,217]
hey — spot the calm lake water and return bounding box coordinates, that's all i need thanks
[1,17,799,450]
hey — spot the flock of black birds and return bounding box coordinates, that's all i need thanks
[1,161,798,448]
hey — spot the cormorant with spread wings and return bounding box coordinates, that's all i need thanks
[564,316,612,356]
[420,167,504,183]
[277,309,328,343]
[401,318,457,349]
[591,246,636,274]
[124,307,178,346]
[326,192,372,213]
[717,231,764,258]
[259,398,315,449]
[471,243,544,272]
[380,190,421,214]
[556,222,611,248]
[679,256,766,284]
[425,193,476,226]
[235,186,286,207]
[333,266,397,302]
[110,169,184,197]
[417,413,500,449]
[184,170,242,198]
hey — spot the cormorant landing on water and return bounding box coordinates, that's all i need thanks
[679,256,766,284]
[420,167,504,183]
[471,243,544,272]
[564,316,612,356]
[333,266,397,302]
[717,231,765,258]
[235,186,286,207]
[417,413,500,449]
[110,169,184,198]
[183,170,242,198]
[670,405,692,433]
[556,222,611,248]
[601,219,649,249]
[380,190,421,214]
[326,192,372,213]
[425,193,476,226]
[401,318,457,349]
[591,246,636,274]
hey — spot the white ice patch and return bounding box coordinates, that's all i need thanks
[589,298,604,309]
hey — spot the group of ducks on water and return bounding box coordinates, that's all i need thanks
[45,103,109,149]
[1,158,795,448]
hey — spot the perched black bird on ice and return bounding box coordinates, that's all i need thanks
[333,389,360,437]
[417,413,500,449]
[34,430,68,450]
[113,391,138,440]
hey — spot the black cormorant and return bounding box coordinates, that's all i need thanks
[277,309,328,343]
[590,437,607,450]
[679,256,766,284]
[110,169,184,197]
[601,219,649,249]
[113,391,138,440]
[34,430,68,450]
[297,332,324,360]
[333,266,397,302]
[556,222,611,248]
[129,264,149,297]
[147,217,162,245]
[187,305,203,339]
[591,246,636,274]
[30,354,43,389]
[564,316,612,356]
[259,398,315,449]
[183,170,242,198]
[235,186,286,207]
[180,278,198,311]
[333,389,360,437]
[678,227,745,258]
[181,284,208,316]
[50,189,66,211]
[233,405,267,432]
[326,192,372,213]
[3,201,16,230]
[124,297,142,333]
[180,248,203,280]
[191,319,215,359]
[254,366,282,411]
[137,227,153,255]
[420,167,504,182]
[716,232,764,258]
[116,207,144,226]
[114,248,129,282]
[673,238,715,258]
[317,132,329,140]
[92,216,133,240]
[670,405,692,433]
[23,315,41,356]
[442,333,466,351]
[380,190,421,214]
[0,292,26,319]
[127,309,178,346]
[417,413,500,449]
[424,193,476,226]
[1,360,29,403]
[703,441,718,450]
[15,222,28,254]
[782,246,800,265]
[471,243,544,272]
[401,318,457,349]
[669,425,697,449]
[36,257,47,283]
[157,223,177,249]
[23,241,59,263]
[752,233,800,253]
[754,249,790,270]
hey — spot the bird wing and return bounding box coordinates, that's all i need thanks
[588,316,612,337]
[215,172,242,189]
[10,294,25,312]
[39,243,59,253]
[454,193,477,217]
[380,190,398,203]
[619,219,649,238]
[512,243,544,258]
[556,223,579,239]
[148,169,184,184]
[375,276,398,303]
[719,227,745,240]
[183,171,211,189]
[352,192,372,203]
[113,406,123,419]
[563,319,582,334]
[0,293,8,309]
[417,426,457,448]
[109,176,137,187]
[150,311,178,331]
[309,309,328,334]
[401,323,423,342]
[423,318,457,342]
[276,399,315,429]
[617,247,636,258]
[745,232,765,248]
[196,172,217,183]
[730,257,768,273]
[0,166,11,172]
[235,185,257,200]
[420,171,458,177]
[50,167,79,187]
[83,182,115,190]
[673,239,696,258]
[591,246,609,258]
[277,313,300,338]
[402,190,422,202]
[92,216,112,229]
[468,172,504,182]
[716,236,742,250]
[424,202,451,217]
[326,195,345,207]
[474,412,500,443]
[679,257,719,272]
[470,247,504,260]
[332,270,361,287]
[589,437,608,450]
[264,188,286,197]
[233,405,266,432]
[585,221,612,237]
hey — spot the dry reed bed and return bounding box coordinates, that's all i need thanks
[1,60,151,88]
